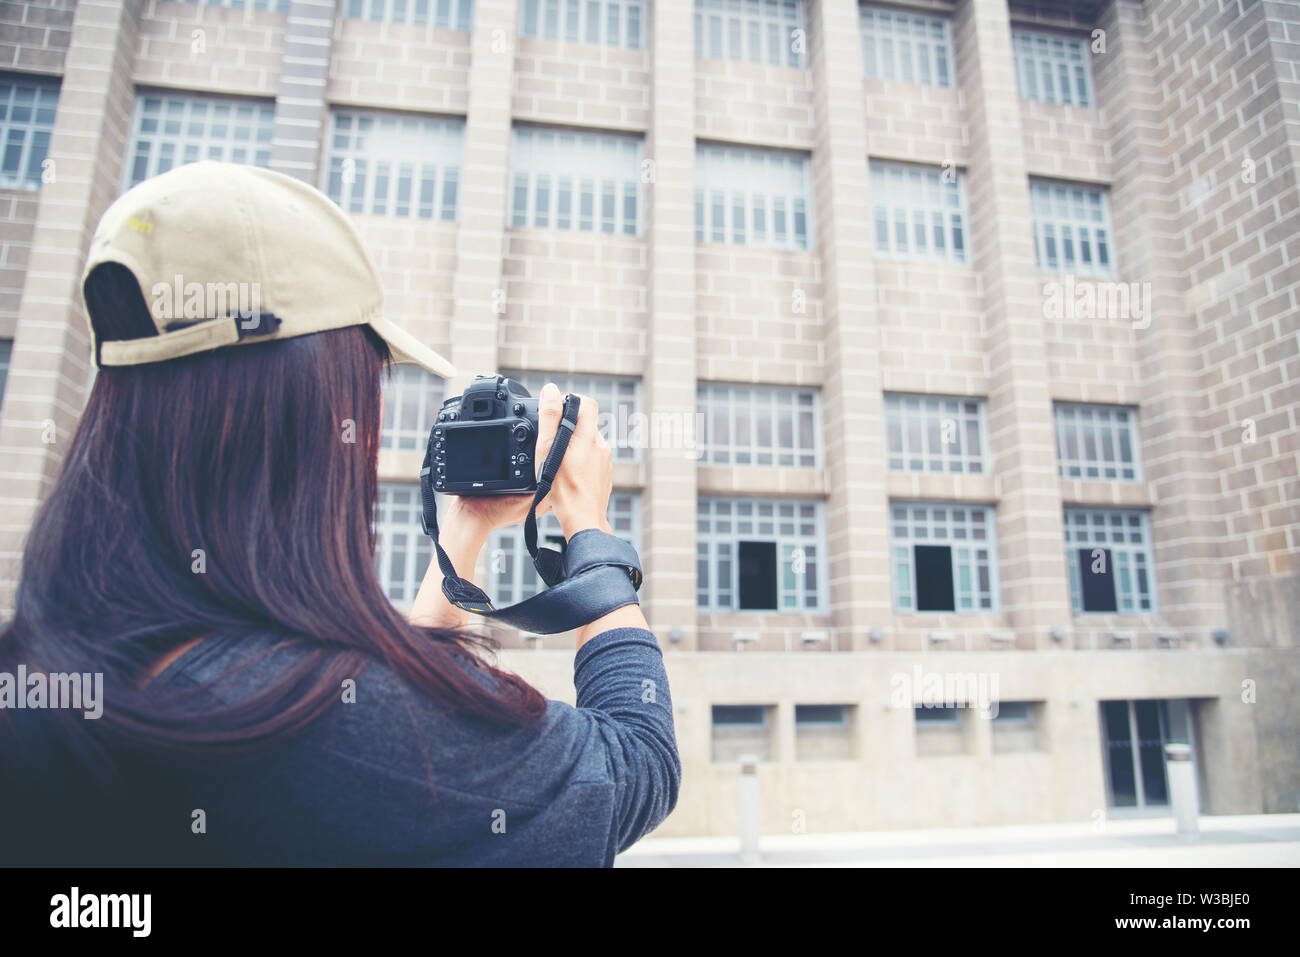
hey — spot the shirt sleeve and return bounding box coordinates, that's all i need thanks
[570,626,682,857]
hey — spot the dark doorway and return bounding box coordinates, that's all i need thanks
[738,540,778,610]
[914,544,955,611]
[1078,547,1117,611]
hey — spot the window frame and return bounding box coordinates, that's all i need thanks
[889,501,1000,614]
[342,0,476,29]
[1029,176,1115,278]
[859,4,953,88]
[124,90,276,191]
[1054,402,1142,482]
[697,496,827,614]
[1011,26,1094,107]
[508,124,644,236]
[695,141,814,251]
[0,73,59,191]
[869,158,970,264]
[380,365,446,452]
[697,382,822,468]
[884,392,989,475]
[323,108,465,221]
[694,0,807,69]
[1064,507,1157,615]
[519,0,645,48]
[375,483,435,607]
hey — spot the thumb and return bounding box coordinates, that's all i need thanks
[534,382,562,477]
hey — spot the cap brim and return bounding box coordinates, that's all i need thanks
[368,313,457,379]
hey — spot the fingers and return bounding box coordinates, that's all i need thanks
[534,382,562,479]
[572,392,600,442]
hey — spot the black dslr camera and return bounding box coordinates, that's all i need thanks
[428,375,539,495]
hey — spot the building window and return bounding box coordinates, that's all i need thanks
[795,704,846,726]
[1065,508,1155,614]
[1029,178,1113,277]
[343,0,475,29]
[714,704,767,726]
[375,483,434,606]
[0,339,11,411]
[870,160,968,263]
[503,371,640,462]
[0,74,58,190]
[176,0,290,10]
[993,701,1033,722]
[885,393,987,475]
[697,383,819,467]
[914,705,960,724]
[695,143,812,250]
[711,704,774,761]
[381,365,445,452]
[509,125,643,235]
[324,110,463,220]
[519,0,644,48]
[125,93,274,189]
[860,5,952,87]
[1012,28,1094,107]
[694,0,806,68]
[697,497,825,613]
[890,502,998,613]
[487,492,640,607]
[1054,403,1140,481]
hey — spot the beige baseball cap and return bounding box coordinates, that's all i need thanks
[81,160,456,378]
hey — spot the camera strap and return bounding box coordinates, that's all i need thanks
[417,393,643,635]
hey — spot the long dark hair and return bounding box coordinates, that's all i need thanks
[0,263,545,779]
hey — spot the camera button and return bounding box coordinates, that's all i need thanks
[516,452,530,465]
[512,402,524,416]
[448,411,458,420]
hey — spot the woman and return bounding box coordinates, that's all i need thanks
[0,162,680,867]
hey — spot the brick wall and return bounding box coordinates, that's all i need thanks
[328,18,469,113]
[512,36,648,131]
[135,0,284,98]
[1143,0,1300,592]
[863,78,968,167]
[695,57,814,149]
[0,0,74,75]
[695,244,822,385]
[875,261,987,397]
[499,229,647,374]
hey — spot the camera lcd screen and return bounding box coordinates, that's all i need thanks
[444,426,510,483]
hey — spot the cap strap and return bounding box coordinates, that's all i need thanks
[100,318,241,367]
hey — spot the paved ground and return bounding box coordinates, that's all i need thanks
[615,814,1300,867]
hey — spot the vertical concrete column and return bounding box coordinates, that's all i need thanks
[0,0,142,613]
[642,0,699,647]
[953,0,1071,644]
[268,0,337,183]
[776,698,796,762]
[806,0,892,650]
[1093,0,1225,638]
[446,0,518,387]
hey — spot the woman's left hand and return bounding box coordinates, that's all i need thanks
[442,490,551,540]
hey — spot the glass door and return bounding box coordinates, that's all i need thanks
[1101,700,1189,811]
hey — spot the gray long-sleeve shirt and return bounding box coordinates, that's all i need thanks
[4,626,681,867]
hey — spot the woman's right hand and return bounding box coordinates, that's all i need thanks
[533,383,613,539]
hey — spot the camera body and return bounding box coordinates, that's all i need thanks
[428,374,539,495]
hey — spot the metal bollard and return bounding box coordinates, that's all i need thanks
[1164,742,1199,839]
[738,754,760,866]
